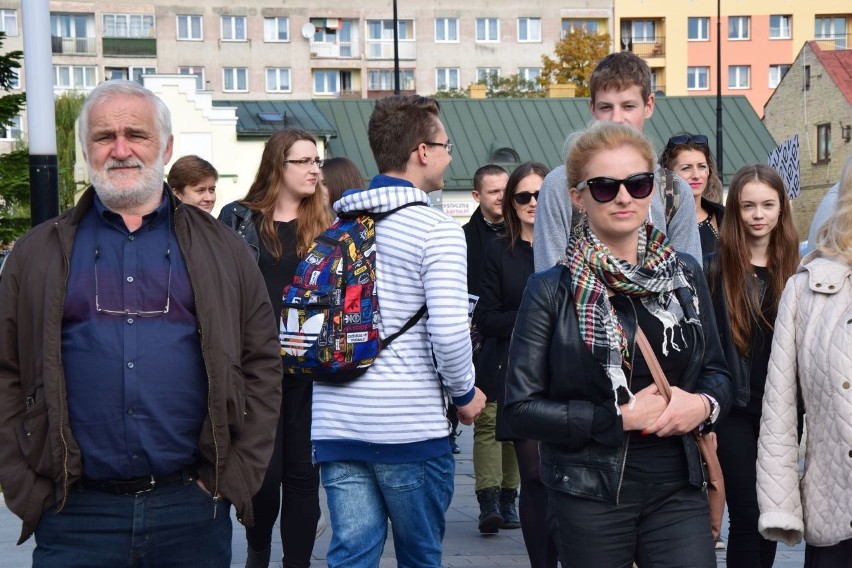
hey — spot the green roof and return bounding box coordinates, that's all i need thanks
[213,100,336,138]
[237,96,776,190]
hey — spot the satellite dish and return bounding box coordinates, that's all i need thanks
[301,23,316,39]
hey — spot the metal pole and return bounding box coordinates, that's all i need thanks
[716,0,724,181]
[22,0,60,225]
[393,0,400,94]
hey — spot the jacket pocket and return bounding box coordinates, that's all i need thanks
[227,360,246,434]
[15,391,52,476]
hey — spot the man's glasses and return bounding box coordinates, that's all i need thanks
[576,172,656,203]
[423,141,454,155]
[94,247,172,317]
[284,158,324,167]
[513,191,540,205]
[665,134,709,150]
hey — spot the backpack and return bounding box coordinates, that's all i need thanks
[279,202,427,382]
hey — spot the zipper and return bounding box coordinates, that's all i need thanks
[615,296,639,505]
[55,222,72,512]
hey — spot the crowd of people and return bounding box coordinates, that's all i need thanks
[0,49,849,568]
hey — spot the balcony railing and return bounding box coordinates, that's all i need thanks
[813,33,850,50]
[103,37,157,57]
[365,40,416,60]
[309,41,358,59]
[621,36,666,58]
[51,36,97,55]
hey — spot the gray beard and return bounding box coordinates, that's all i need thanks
[89,160,165,212]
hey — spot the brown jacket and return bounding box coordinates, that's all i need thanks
[0,187,283,543]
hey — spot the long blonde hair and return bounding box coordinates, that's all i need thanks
[815,157,852,264]
[242,130,331,259]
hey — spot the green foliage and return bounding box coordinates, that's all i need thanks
[55,91,87,210]
[474,73,544,99]
[0,32,27,245]
[432,88,469,99]
[540,28,612,97]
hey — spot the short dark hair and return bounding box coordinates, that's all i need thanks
[472,165,508,193]
[167,155,218,194]
[369,95,441,173]
[321,157,365,205]
[589,52,652,105]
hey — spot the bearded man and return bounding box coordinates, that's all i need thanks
[0,80,282,567]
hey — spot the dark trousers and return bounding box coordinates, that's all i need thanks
[514,439,559,568]
[548,478,715,568]
[34,478,231,567]
[716,411,777,568]
[805,538,852,568]
[246,380,320,568]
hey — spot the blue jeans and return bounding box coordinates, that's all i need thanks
[33,478,232,567]
[320,454,455,568]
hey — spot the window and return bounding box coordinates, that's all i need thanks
[768,64,790,88]
[177,15,202,40]
[263,17,289,42]
[178,66,205,90]
[476,67,500,86]
[312,19,355,58]
[804,65,811,90]
[313,70,338,95]
[0,115,21,140]
[687,66,710,90]
[815,16,847,49]
[368,69,415,91]
[688,17,709,41]
[519,67,541,84]
[53,65,97,89]
[103,14,154,38]
[366,19,414,59]
[728,16,749,40]
[816,123,831,163]
[1,9,18,36]
[221,16,246,41]
[518,18,541,42]
[632,20,656,43]
[8,68,19,90]
[223,67,248,92]
[265,68,291,92]
[436,68,459,91]
[769,15,791,39]
[131,66,155,84]
[476,18,499,42]
[435,18,458,42]
[562,19,600,37]
[728,65,750,89]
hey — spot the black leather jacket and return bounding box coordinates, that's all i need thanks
[218,201,259,262]
[504,254,731,505]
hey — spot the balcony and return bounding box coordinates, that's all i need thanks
[309,41,358,59]
[51,36,96,55]
[103,37,157,57]
[813,33,850,50]
[365,40,415,60]
[621,36,666,58]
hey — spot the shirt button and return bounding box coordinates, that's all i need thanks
[127,318,134,325]
[132,454,139,460]
[127,361,134,369]
[127,408,134,415]
[127,276,134,283]
[128,236,134,241]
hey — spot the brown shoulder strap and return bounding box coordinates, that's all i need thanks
[635,327,672,402]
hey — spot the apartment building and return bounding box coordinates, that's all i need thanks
[615,0,851,115]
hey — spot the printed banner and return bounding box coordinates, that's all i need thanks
[767,135,800,199]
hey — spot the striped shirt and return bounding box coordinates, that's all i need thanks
[311,180,475,463]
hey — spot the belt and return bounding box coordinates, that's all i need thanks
[80,468,197,495]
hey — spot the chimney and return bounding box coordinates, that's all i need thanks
[469,84,487,99]
[546,83,576,98]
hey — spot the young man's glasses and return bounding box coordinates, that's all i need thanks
[665,134,709,150]
[513,191,540,205]
[284,158,324,167]
[423,141,454,155]
[576,172,655,203]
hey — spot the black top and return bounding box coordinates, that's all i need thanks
[462,206,504,296]
[698,198,725,259]
[743,265,775,417]
[257,219,299,323]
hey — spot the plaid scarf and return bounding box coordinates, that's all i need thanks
[564,221,697,414]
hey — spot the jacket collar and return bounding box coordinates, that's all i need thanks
[799,252,851,295]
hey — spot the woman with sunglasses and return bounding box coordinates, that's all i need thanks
[704,164,800,568]
[659,133,725,260]
[218,130,332,568]
[473,162,558,566]
[504,121,731,566]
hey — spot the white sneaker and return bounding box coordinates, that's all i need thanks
[715,537,726,550]
[316,511,329,539]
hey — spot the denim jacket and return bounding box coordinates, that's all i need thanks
[218,201,259,262]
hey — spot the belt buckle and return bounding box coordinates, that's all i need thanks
[134,475,156,495]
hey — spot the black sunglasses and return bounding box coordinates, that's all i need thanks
[513,191,540,205]
[576,172,655,203]
[666,134,709,150]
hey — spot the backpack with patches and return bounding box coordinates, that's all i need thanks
[279,202,427,382]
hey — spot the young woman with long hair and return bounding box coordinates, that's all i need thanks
[319,156,364,208]
[504,121,731,566]
[705,163,800,568]
[218,129,332,568]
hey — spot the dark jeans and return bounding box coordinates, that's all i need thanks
[514,439,559,568]
[716,411,777,568]
[805,538,852,568]
[548,478,715,568]
[33,478,231,567]
[246,380,320,568]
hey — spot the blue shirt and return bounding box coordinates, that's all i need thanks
[62,191,207,480]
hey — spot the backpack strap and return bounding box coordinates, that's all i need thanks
[340,200,429,221]
[382,304,428,347]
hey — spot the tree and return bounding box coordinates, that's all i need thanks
[0,31,27,244]
[539,28,611,97]
[474,73,544,99]
[55,91,87,210]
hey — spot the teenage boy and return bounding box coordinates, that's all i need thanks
[534,52,701,271]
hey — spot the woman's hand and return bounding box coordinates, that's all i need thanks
[643,387,707,437]
[620,384,667,431]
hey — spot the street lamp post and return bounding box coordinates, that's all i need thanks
[716,0,724,181]
[393,0,400,94]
